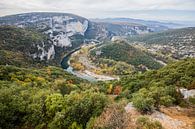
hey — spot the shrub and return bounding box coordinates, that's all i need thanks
[132,86,175,113]
[189,97,195,105]
[87,101,132,129]
[136,116,163,129]
[132,88,155,113]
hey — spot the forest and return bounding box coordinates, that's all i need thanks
[1,58,194,129]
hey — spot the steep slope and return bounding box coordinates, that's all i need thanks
[0,12,152,42]
[90,40,163,71]
[0,26,54,66]
[99,22,151,35]
[0,13,89,47]
[0,64,109,129]
[85,21,151,39]
[0,12,154,64]
[127,27,195,59]
[108,58,195,108]
[86,58,195,129]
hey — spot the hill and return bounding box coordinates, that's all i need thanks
[0,12,91,63]
[0,12,155,64]
[94,58,195,128]
[0,25,109,129]
[0,12,153,41]
[0,64,109,129]
[127,27,195,45]
[91,18,184,31]
[127,27,195,59]
[90,40,163,72]
[0,26,54,66]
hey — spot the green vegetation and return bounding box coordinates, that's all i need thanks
[127,27,195,45]
[189,97,195,105]
[0,65,108,129]
[0,26,51,67]
[0,50,33,66]
[90,40,163,73]
[0,54,194,128]
[136,116,163,129]
[100,58,195,112]
[132,87,175,112]
[0,26,110,129]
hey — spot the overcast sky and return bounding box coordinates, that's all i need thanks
[0,0,195,21]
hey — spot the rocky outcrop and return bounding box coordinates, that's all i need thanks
[180,88,195,99]
[0,12,152,62]
[0,13,90,61]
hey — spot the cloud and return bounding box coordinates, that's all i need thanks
[0,0,195,21]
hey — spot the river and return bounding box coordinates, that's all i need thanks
[61,47,99,82]
[61,46,118,82]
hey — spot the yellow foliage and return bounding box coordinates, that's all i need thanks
[24,78,31,82]
[36,77,45,82]
[47,67,51,75]
[72,63,85,71]
[107,84,113,94]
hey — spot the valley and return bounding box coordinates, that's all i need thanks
[67,43,119,81]
[0,12,194,129]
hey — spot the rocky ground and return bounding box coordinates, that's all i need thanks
[125,103,195,129]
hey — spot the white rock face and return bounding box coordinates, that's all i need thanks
[66,20,88,36]
[180,88,195,99]
[134,26,150,34]
[48,19,88,48]
[36,16,88,60]
[44,16,89,49]
[52,34,72,47]
[0,13,154,61]
[150,111,186,129]
[47,45,55,60]
[32,42,55,60]
[124,102,136,113]
[0,13,90,61]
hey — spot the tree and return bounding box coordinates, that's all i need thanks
[0,84,27,129]
[45,93,65,119]
[148,86,174,109]
[113,85,122,95]
[132,86,175,113]
[132,88,155,113]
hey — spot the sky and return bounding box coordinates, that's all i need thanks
[0,0,195,22]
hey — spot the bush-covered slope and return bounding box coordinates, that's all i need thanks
[0,65,108,129]
[108,58,195,112]
[0,26,53,66]
[0,56,194,128]
[90,40,163,71]
[126,27,195,60]
[127,27,195,45]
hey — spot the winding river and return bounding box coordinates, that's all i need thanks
[61,46,118,82]
[61,47,99,82]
